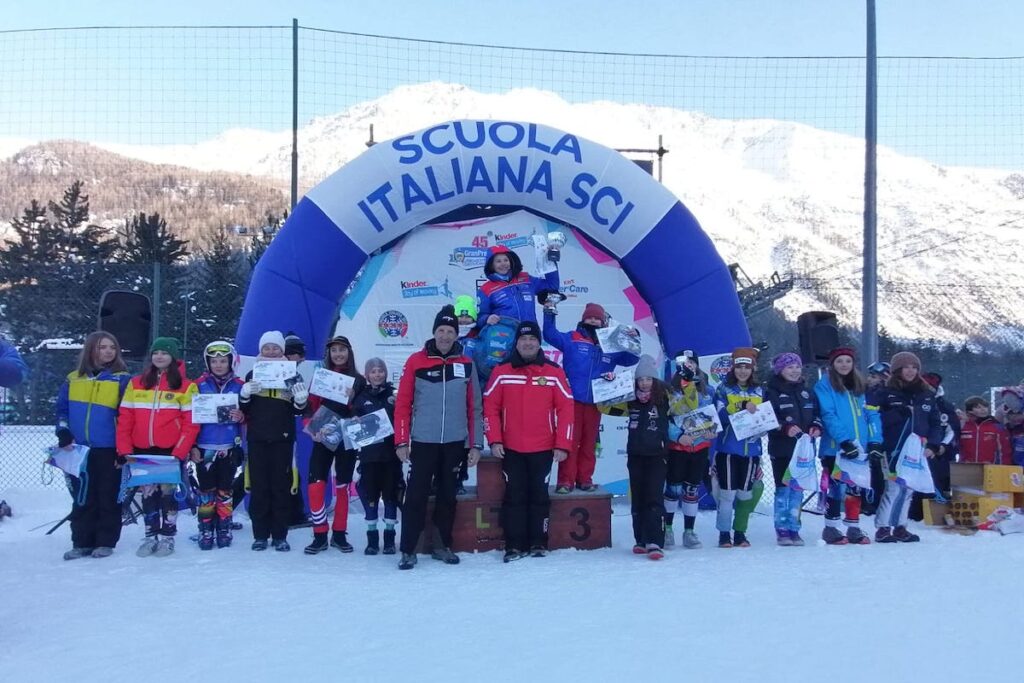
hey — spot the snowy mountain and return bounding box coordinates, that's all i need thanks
[2,82,1021,344]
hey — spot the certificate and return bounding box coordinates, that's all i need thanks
[728,402,780,441]
[309,367,356,403]
[342,409,395,450]
[191,393,239,424]
[252,360,297,389]
[591,367,636,406]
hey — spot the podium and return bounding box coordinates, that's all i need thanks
[415,455,613,554]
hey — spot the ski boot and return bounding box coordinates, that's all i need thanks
[304,532,329,555]
[153,537,175,557]
[682,530,702,549]
[382,529,397,555]
[365,530,380,556]
[216,518,233,548]
[136,537,158,557]
[846,526,871,545]
[63,547,93,561]
[198,519,215,551]
[331,531,354,553]
[822,526,849,545]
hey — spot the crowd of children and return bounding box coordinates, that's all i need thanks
[52,242,1024,565]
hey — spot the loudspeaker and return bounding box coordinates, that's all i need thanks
[797,311,839,364]
[98,290,152,360]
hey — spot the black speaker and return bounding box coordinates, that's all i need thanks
[797,311,839,364]
[98,290,152,360]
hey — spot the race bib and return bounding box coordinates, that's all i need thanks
[453,363,466,379]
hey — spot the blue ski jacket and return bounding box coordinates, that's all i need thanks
[813,376,882,456]
[542,311,639,404]
[194,372,245,451]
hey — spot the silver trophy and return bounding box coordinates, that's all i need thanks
[546,230,567,263]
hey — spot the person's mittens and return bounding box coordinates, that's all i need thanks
[56,427,74,448]
[839,440,860,459]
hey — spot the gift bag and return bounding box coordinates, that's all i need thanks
[894,435,936,494]
[783,435,818,491]
[835,444,872,490]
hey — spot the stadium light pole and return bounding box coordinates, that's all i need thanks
[862,0,879,364]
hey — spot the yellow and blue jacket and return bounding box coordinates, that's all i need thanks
[714,381,765,457]
[56,368,132,448]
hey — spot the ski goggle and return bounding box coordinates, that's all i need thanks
[205,343,233,357]
[867,361,891,375]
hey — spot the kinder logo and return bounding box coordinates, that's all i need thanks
[378,310,409,338]
[709,356,732,384]
[400,277,453,299]
[448,246,489,270]
[493,231,531,249]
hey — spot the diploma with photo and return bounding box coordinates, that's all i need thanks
[252,360,297,389]
[309,367,356,403]
[191,393,239,424]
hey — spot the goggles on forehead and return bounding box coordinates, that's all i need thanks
[205,343,233,357]
[867,361,891,375]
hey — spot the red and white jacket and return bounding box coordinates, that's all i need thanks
[116,367,199,460]
[960,416,1012,464]
[483,353,575,454]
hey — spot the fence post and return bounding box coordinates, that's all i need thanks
[291,17,299,210]
[862,0,879,364]
[152,262,161,340]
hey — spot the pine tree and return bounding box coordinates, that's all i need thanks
[118,212,190,265]
[191,227,248,347]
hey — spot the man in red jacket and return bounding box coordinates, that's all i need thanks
[484,320,574,562]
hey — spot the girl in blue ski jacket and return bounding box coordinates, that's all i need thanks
[814,347,883,546]
[712,347,764,548]
[475,245,560,328]
[190,341,246,551]
[55,331,132,560]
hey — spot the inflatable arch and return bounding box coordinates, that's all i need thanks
[237,119,750,358]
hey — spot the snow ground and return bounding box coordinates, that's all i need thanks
[2,489,1023,682]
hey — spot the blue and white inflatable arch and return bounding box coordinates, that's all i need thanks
[237,120,750,357]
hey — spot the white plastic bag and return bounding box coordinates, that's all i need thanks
[784,434,818,491]
[835,444,872,490]
[895,436,935,494]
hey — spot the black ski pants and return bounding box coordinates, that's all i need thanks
[502,449,554,552]
[399,441,464,554]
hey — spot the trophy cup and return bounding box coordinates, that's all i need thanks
[546,230,567,263]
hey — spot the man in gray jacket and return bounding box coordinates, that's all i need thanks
[394,304,483,570]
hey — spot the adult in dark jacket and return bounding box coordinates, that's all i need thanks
[352,357,401,555]
[763,352,823,546]
[304,335,366,555]
[394,305,483,570]
[874,351,943,543]
[484,321,574,562]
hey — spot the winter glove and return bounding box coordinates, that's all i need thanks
[240,381,261,399]
[291,383,309,405]
[56,427,74,448]
[839,440,860,459]
[115,455,129,466]
[676,364,695,382]
[867,443,885,462]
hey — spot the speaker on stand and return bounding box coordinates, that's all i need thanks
[98,290,153,361]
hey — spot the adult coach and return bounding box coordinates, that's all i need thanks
[484,321,574,562]
[394,304,483,570]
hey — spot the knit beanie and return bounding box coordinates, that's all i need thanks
[258,330,286,353]
[890,351,921,373]
[828,347,855,363]
[284,331,306,357]
[771,352,802,375]
[514,320,542,342]
[364,357,387,377]
[433,305,458,334]
[453,295,478,321]
[635,354,658,379]
[150,337,181,359]
[581,303,607,323]
[731,347,758,366]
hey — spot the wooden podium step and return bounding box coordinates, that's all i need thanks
[414,455,612,554]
